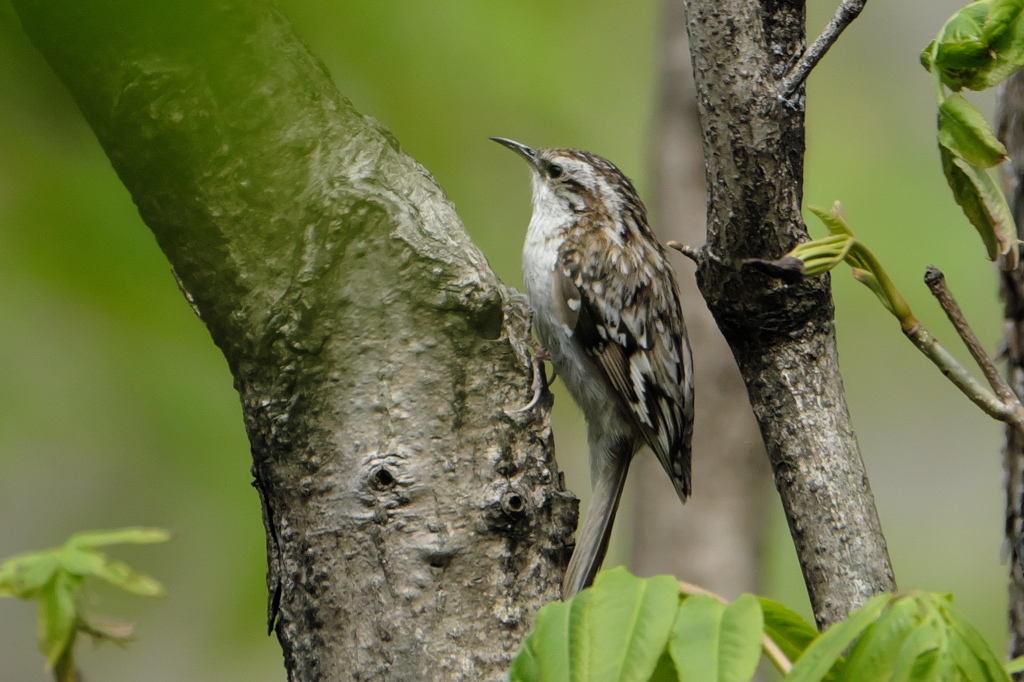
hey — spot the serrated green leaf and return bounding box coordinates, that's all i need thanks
[37,571,78,670]
[939,93,1009,167]
[668,593,763,682]
[57,548,105,577]
[66,528,171,550]
[786,594,891,682]
[91,558,165,597]
[807,204,854,237]
[839,597,923,680]
[934,1,993,71]
[568,568,679,682]
[940,144,1016,261]
[757,598,819,666]
[985,0,1024,55]
[926,0,1024,90]
[510,599,571,682]
[889,618,943,682]
[670,595,726,680]
[939,597,1012,681]
[0,552,62,599]
[719,595,764,682]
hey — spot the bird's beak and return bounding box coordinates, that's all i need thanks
[491,137,539,167]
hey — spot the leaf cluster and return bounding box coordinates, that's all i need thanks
[0,528,169,680]
[510,568,1015,682]
[921,0,1022,265]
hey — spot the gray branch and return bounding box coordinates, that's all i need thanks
[10,0,575,679]
[779,0,869,99]
[996,67,1024,668]
[682,0,894,627]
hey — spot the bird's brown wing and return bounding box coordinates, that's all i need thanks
[555,243,693,499]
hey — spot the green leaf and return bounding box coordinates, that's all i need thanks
[939,144,1016,262]
[510,599,571,682]
[37,571,78,670]
[849,268,896,316]
[511,569,681,682]
[57,548,105,577]
[90,558,165,597]
[758,598,819,666]
[933,1,992,72]
[1006,655,1024,674]
[648,651,681,682]
[925,0,1024,90]
[670,595,726,680]
[0,551,61,598]
[888,618,942,682]
[719,595,764,682]
[787,235,854,277]
[569,568,680,682]
[938,596,1012,681]
[839,596,922,680]
[669,593,763,682]
[786,594,891,682]
[807,204,854,237]
[938,92,1009,167]
[66,528,172,550]
[985,0,1024,54]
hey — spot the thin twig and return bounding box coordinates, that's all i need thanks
[666,240,700,263]
[678,580,794,675]
[903,322,1022,424]
[924,266,1021,407]
[779,0,868,98]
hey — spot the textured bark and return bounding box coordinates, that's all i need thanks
[681,0,896,627]
[997,69,1024,669]
[629,0,771,599]
[10,0,575,679]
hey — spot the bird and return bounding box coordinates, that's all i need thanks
[492,137,694,597]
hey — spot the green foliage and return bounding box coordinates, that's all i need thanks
[921,0,1024,91]
[760,203,916,329]
[921,0,1022,265]
[669,594,763,682]
[510,569,1014,682]
[0,528,169,681]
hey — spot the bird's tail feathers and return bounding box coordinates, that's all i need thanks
[561,455,631,598]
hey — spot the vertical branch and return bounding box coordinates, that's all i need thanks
[997,67,1024,669]
[10,0,575,678]
[682,0,894,627]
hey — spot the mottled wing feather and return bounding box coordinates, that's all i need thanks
[557,246,693,499]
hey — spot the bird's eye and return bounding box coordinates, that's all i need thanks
[548,164,563,179]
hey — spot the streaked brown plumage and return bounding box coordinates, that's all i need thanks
[492,137,694,597]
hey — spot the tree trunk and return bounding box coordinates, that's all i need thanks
[9,0,575,679]
[681,0,896,627]
[629,0,771,601]
[997,68,1024,670]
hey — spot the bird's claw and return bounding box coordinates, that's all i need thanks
[506,348,553,415]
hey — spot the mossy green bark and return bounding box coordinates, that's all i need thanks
[10,0,575,678]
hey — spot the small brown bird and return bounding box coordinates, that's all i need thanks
[492,137,694,597]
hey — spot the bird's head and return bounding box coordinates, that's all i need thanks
[491,137,637,217]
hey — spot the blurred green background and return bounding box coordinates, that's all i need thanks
[0,0,1009,678]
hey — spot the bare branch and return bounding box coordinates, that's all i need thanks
[683,0,894,629]
[779,0,868,98]
[925,266,1019,406]
[666,240,701,263]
